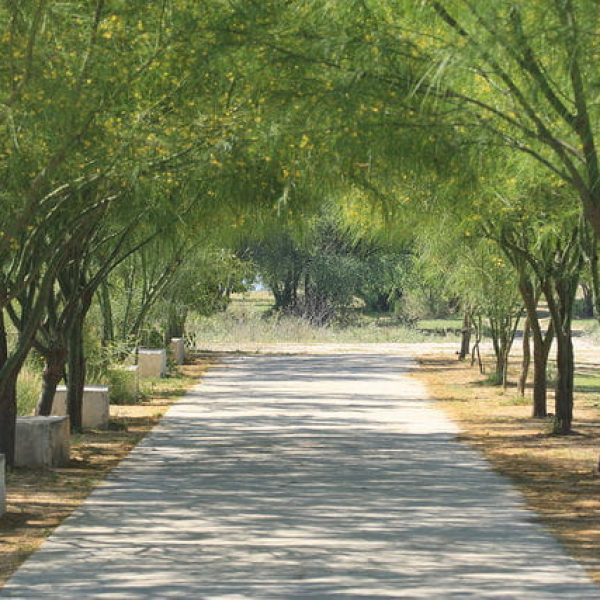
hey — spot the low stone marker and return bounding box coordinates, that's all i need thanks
[170,338,185,365]
[0,454,5,516]
[52,385,110,429]
[15,416,70,468]
[138,349,167,379]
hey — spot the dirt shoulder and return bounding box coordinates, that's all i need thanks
[0,358,213,587]
[414,354,600,584]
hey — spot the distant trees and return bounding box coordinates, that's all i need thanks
[242,210,410,325]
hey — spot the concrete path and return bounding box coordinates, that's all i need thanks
[2,354,598,599]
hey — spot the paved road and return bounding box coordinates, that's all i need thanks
[2,354,598,599]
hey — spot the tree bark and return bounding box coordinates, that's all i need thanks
[518,277,553,418]
[66,315,86,432]
[0,311,18,466]
[0,371,18,468]
[554,328,574,434]
[580,283,594,318]
[36,347,67,416]
[459,310,471,360]
[518,317,531,396]
[531,337,549,418]
[543,274,578,435]
[99,280,114,346]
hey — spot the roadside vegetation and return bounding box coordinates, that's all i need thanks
[188,292,460,347]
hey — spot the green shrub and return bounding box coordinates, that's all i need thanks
[106,367,138,405]
[17,363,42,416]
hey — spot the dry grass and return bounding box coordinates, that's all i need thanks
[0,357,213,587]
[415,354,600,584]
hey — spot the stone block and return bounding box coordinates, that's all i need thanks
[138,349,167,378]
[52,385,110,429]
[169,338,185,365]
[0,454,5,517]
[15,416,70,468]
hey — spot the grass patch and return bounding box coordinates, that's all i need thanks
[416,318,463,334]
[188,292,460,347]
[502,394,532,406]
[575,374,600,393]
[0,357,213,588]
[415,355,600,585]
[16,363,42,416]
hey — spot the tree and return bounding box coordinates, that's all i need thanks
[401,1,600,238]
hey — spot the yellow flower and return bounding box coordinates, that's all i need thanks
[299,134,310,149]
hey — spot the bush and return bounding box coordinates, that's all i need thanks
[17,363,42,416]
[106,367,139,405]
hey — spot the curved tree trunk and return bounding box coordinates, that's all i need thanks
[518,277,553,418]
[99,280,114,346]
[36,348,67,416]
[543,272,578,435]
[518,317,531,396]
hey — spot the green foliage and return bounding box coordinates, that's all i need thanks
[187,292,457,346]
[243,208,414,324]
[105,367,138,405]
[16,362,42,416]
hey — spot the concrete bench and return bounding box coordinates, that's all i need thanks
[15,416,70,468]
[0,454,5,516]
[138,349,167,378]
[52,385,110,429]
[169,338,185,365]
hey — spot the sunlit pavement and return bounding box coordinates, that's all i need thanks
[2,353,598,599]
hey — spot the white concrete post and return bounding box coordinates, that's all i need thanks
[52,385,110,429]
[137,349,167,378]
[15,416,70,468]
[169,338,185,365]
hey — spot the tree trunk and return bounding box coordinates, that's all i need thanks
[580,283,594,318]
[0,370,18,467]
[489,315,520,386]
[36,348,67,416]
[495,352,506,385]
[470,315,484,373]
[66,316,86,432]
[0,312,18,466]
[518,317,531,396]
[99,281,114,346]
[531,340,549,418]
[554,329,574,434]
[518,277,553,418]
[459,310,471,360]
[164,304,187,345]
[543,272,578,435]
[489,318,502,383]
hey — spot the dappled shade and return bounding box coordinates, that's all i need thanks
[2,355,597,598]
